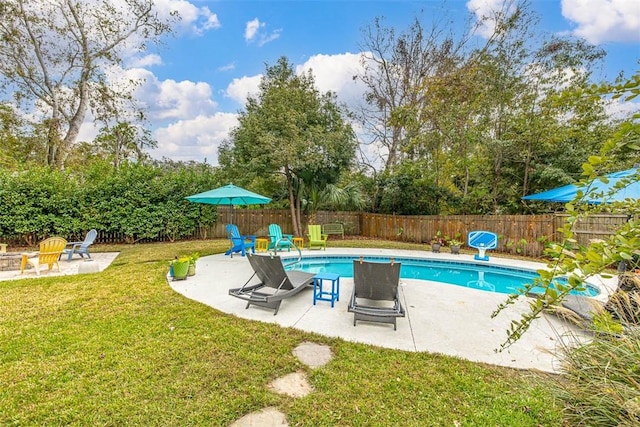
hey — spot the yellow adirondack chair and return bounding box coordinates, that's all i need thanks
[21,237,68,276]
[307,224,328,250]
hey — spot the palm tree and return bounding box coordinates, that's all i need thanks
[304,182,366,225]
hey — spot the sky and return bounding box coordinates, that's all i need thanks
[78,0,640,166]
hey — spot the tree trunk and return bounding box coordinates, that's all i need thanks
[46,117,60,167]
[57,80,90,169]
[286,172,301,237]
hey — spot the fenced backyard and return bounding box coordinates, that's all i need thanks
[105,209,631,258]
[2,208,627,258]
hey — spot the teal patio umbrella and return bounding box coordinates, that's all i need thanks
[523,167,639,273]
[522,167,640,204]
[186,184,271,224]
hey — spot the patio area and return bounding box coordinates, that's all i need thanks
[170,247,617,374]
[0,252,119,281]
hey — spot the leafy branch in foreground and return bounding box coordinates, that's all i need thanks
[492,72,640,349]
[492,214,637,350]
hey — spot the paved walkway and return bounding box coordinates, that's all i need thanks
[170,248,617,373]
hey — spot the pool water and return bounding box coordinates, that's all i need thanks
[286,255,600,296]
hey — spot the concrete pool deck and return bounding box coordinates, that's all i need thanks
[170,247,617,373]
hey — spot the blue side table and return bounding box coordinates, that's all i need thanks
[313,272,340,307]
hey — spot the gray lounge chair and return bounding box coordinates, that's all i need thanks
[348,258,405,330]
[556,273,640,329]
[229,253,315,315]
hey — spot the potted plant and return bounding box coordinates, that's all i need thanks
[449,239,463,255]
[431,231,446,253]
[187,252,199,276]
[169,256,191,280]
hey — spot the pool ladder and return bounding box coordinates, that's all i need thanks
[269,237,303,268]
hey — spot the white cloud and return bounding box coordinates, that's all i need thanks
[244,18,281,46]
[466,0,510,38]
[218,63,236,72]
[123,68,218,120]
[297,52,367,107]
[144,52,370,163]
[67,62,232,164]
[127,54,163,68]
[245,18,262,42]
[223,53,367,108]
[561,0,640,44]
[225,75,263,105]
[153,0,221,36]
[604,97,640,120]
[257,29,282,47]
[199,7,221,32]
[152,113,239,164]
[77,118,100,144]
[153,80,218,120]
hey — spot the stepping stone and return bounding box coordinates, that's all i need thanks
[230,342,334,426]
[293,341,333,369]
[228,406,288,427]
[268,371,313,398]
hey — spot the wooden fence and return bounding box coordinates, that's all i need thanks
[5,208,628,257]
[194,209,629,258]
[360,213,557,257]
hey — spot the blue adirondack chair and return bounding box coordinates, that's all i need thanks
[225,224,256,257]
[62,229,98,262]
[268,224,293,253]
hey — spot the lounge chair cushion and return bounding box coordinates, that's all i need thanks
[228,253,314,315]
[348,259,405,330]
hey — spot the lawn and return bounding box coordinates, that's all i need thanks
[0,239,563,425]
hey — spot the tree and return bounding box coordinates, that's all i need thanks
[303,182,366,225]
[493,72,640,349]
[93,121,157,168]
[357,0,616,215]
[0,103,25,168]
[0,0,176,169]
[219,57,357,236]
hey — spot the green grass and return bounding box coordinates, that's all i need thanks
[0,239,562,425]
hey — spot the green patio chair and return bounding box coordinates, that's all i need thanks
[307,224,327,250]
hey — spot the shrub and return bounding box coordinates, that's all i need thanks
[553,294,640,426]
[0,161,220,243]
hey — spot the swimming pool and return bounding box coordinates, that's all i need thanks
[285,255,600,296]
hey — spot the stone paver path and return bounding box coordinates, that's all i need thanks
[292,342,333,368]
[229,341,333,427]
[229,407,288,427]
[268,372,313,398]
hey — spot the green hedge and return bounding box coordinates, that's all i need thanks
[0,162,220,245]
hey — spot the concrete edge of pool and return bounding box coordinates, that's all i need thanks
[169,247,618,373]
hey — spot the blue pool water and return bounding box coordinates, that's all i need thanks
[285,255,600,296]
